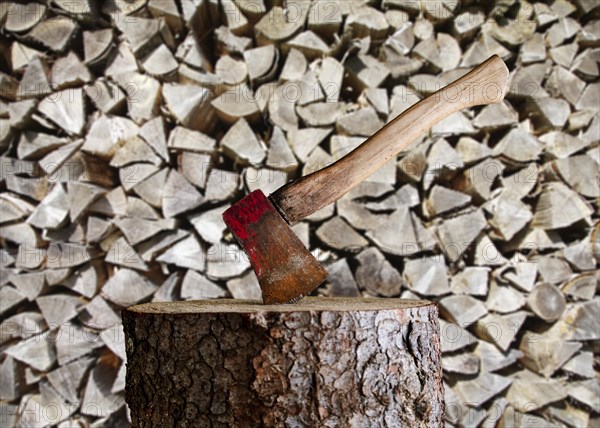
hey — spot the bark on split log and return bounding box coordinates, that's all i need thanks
[123,297,444,427]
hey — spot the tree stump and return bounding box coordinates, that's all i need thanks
[123,297,444,427]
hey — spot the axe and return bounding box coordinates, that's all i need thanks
[223,55,509,304]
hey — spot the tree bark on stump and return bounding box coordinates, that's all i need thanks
[123,297,444,427]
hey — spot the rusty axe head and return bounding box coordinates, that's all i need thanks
[222,190,327,304]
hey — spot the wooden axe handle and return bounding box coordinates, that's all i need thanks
[271,55,509,224]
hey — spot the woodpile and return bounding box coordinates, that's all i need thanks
[0,0,598,426]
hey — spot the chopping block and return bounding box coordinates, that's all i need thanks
[123,298,444,427]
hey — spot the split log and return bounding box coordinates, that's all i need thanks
[527,282,566,322]
[220,119,266,166]
[453,372,512,406]
[163,82,215,132]
[26,16,78,53]
[475,341,522,373]
[123,297,444,427]
[345,54,390,91]
[254,4,308,46]
[83,29,114,65]
[284,31,329,61]
[316,216,368,251]
[212,85,261,124]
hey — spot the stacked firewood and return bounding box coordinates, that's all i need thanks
[0,0,598,426]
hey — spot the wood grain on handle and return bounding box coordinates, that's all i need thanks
[271,55,509,224]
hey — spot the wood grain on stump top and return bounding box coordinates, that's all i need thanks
[128,296,432,314]
[123,297,443,427]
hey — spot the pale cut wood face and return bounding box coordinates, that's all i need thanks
[129,296,433,314]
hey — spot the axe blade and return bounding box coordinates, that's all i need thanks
[222,190,327,304]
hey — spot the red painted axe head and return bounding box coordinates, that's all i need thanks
[222,190,328,304]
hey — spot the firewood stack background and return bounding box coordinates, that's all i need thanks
[0,0,598,426]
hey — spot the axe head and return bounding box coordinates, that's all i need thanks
[222,190,328,304]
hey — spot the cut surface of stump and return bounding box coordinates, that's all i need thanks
[123,297,444,427]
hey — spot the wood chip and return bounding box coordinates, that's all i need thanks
[316,57,344,103]
[0,356,25,401]
[285,31,329,61]
[4,2,46,33]
[47,357,95,404]
[485,191,533,241]
[216,55,248,87]
[51,51,92,90]
[245,167,287,195]
[473,101,518,130]
[365,184,419,212]
[167,126,216,154]
[539,131,590,159]
[37,294,83,326]
[132,168,168,208]
[254,5,307,45]
[562,272,598,301]
[26,183,69,229]
[80,363,121,418]
[524,97,571,131]
[494,126,542,163]
[18,56,51,99]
